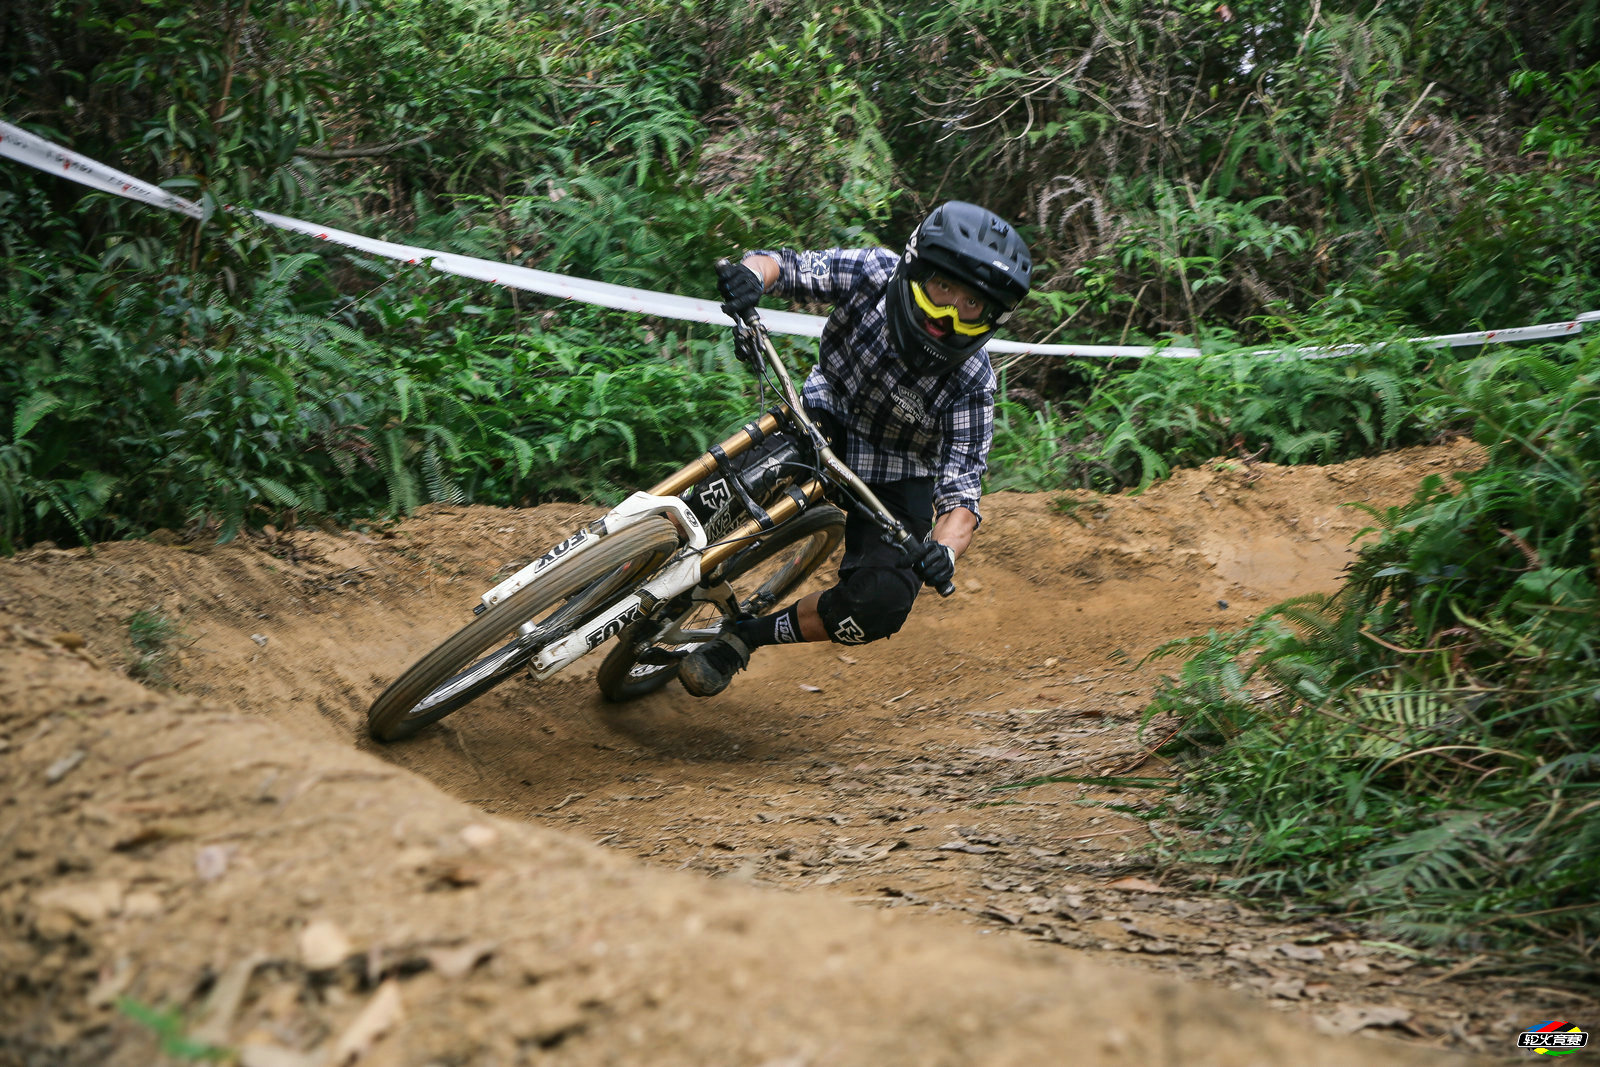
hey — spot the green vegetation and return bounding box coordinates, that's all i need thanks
[0,235,754,547]
[3,0,1598,975]
[115,997,230,1062]
[989,339,1431,493]
[1141,338,1600,979]
[127,609,186,684]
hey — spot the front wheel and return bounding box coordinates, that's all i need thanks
[368,517,680,741]
[595,504,846,702]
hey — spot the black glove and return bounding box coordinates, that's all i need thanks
[717,259,765,319]
[908,537,956,589]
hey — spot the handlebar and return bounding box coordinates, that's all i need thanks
[720,270,956,599]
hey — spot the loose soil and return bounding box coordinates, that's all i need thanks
[3,437,1588,1065]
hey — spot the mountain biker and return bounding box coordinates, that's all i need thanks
[678,200,1033,697]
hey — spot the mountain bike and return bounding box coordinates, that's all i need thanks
[367,297,954,741]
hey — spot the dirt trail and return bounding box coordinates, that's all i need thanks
[2,437,1584,1064]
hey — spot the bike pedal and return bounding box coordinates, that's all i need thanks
[636,647,686,666]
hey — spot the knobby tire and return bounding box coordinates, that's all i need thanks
[368,517,680,741]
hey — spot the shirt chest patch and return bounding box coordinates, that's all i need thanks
[890,384,929,424]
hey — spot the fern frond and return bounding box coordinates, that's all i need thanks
[379,429,419,513]
[1346,678,1456,759]
[254,476,303,508]
[1356,369,1407,442]
[1273,427,1339,464]
[1344,810,1490,900]
[13,391,66,442]
[421,447,464,504]
[493,430,537,478]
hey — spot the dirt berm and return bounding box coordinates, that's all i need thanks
[0,439,1522,1065]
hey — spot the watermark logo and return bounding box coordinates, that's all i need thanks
[1517,1021,1589,1055]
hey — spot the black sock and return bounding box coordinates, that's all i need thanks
[732,603,805,648]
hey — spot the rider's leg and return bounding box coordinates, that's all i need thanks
[792,590,828,641]
[743,477,933,647]
[679,479,932,696]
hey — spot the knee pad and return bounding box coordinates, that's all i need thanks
[816,566,919,644]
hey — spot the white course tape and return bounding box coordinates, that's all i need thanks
[4,121,1595,360]
[1306,312,1600,358]
[0,121,205,220]
[251,209,828,338]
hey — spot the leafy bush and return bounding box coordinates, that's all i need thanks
[1142,337,1600,976]
[990,339,1436,493]
[0,231,754,548]
[1369,62,1600,332]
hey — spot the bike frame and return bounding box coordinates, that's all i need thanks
[476,307,943,682]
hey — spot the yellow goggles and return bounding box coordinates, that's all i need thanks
[910,279,994,337]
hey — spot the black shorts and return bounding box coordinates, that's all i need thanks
[815,477,933,644]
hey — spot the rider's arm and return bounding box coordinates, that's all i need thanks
[932,506,979,559]
[745,248,890,303]
[932,383,994,554]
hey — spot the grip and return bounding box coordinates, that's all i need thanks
[888,528,956,597]
[715,258,758,327]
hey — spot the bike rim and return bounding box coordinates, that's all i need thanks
[408,634,536,714]
[401,552,661,719]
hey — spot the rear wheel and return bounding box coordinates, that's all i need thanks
[368,518,680,741]
[595,504,846,702]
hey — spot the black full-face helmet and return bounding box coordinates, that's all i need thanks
[886,201,1032,375]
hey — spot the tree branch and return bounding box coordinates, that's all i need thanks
[294,136,429,160]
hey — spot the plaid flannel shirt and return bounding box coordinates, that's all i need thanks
[757,247,996,522]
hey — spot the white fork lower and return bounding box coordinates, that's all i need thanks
[479,491,708,679]
[480,490,706,613]
[527,549,711,677]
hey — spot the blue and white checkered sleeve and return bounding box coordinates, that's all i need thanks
[800,369,839,420]
[758,248,875,303]
[935,388,993,523]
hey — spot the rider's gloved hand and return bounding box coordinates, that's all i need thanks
[717,259,765,319]
[908,537,956,589]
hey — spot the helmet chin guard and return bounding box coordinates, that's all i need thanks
[886,201,1032,375]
